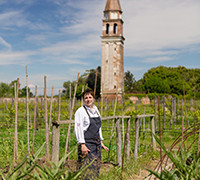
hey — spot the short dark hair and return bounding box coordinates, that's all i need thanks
[82,88,94,98]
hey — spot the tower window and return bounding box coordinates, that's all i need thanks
[106,60,108,63]
[114,85,116,89]
[114,72,116,76]
[114,23,118,34]
[105,13,109,19]
[106,24,109,34]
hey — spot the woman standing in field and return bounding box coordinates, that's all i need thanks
[74,88,109,179]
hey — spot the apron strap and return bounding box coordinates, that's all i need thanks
[83,105,101,118]
[83,105,91,118]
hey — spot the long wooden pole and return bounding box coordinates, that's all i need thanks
[121,134,127,180]
[51,91,61,164]
[65,73,80,157]
[81,85,84,106]
[32,85,37,155]
[94,68,98,97]
[69,83,72,117]
[101,84,104,117]
[44,76,49,160]
[116,117,122,166]
[14,78,19,162]
[158,96,162,171]
[49,86,54,131]
[58,90,61,122]
[26,66,30,155]
[183,80,187,127]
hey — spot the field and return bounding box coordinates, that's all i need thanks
[0,96,199,179]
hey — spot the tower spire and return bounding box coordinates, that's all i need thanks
[105,0,122,12]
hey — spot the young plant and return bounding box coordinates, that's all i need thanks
[146,134,200,180]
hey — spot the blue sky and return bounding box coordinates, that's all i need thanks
[0,0,200,95]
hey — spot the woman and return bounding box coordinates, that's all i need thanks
[74,89,109,179]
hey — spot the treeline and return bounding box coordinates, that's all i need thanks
[125,66,200,98]
[0,80,33,98]
[62,66,101,99]
[0,66,199,99]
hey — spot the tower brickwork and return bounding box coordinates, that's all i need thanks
[101,0,125,101]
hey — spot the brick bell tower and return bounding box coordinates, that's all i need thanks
[101,0,125,101]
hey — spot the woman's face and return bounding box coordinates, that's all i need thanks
[84,93,94,108]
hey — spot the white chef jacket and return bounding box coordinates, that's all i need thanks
[74,104,104,144]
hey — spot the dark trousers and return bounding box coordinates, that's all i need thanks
[77,141,101,180]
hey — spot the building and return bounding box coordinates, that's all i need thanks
[101,0,125,101]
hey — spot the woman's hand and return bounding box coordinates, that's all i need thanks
[101,141,109,152]
[81,144,90,156]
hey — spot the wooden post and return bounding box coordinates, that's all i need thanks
[41,98,43,116]
[121,134,127,180]
[170,97,173,129]
[81,85,84,106]
[116,117,121,166]
[183,81,188,127]
[32,85,37,155]
[154,96,157,132]
[126,118,130,160]
[36,97,39,131]
[26,65,30,155]
[49,86,54,131]
[51,122,60,164]
[14,79,19,162]
[151,116,156,150]
[173,98,176,125]
[44,76,49,160]
[101,85,104,117]
[143,108,145,146]
[94,68,98,97]
[181,99,183,120]
[176,98,179,122]
[138,118,142,152]
[65,73,80,157]
[69,83,72,117]
[158,96,162,171]
[134,117,140,159]
[122,117,125,145]
[163,96,165,130]
[58,90,61,123]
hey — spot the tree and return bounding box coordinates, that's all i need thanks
[144,76,170,94]
[62,66,101,99]
[0,82,10,97]
[19,86,33,97]
[86,66,101,98]
[124,71,136,93]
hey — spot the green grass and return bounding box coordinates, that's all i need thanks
[0,98,199,179]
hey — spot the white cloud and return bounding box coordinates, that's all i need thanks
[0,11,30,28]
[123,0,200,58]
[144,56,174,63]
[0,51,35,65]
[0,0,199,84]
[56,0,200,64]
[0,36,12,51]
[39,33,100,64]
[58,0,103,35]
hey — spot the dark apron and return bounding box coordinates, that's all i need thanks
[77,106,102,180]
